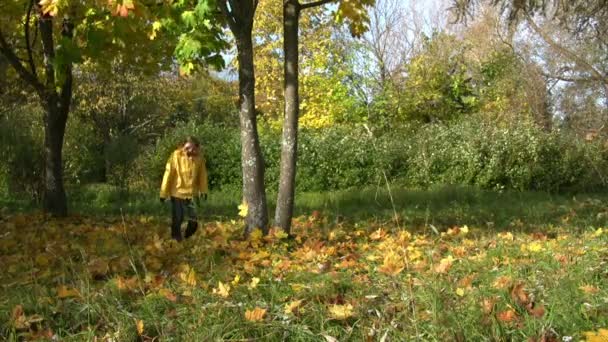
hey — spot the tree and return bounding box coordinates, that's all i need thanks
[0,1,77,216]
[0,0,224,216]
[218,0,269,236]
[452,0,607,99]
[275,0,375,234]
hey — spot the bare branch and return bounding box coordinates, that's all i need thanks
[300,0,336,10]
[24,0,38,79]
[0,27,45,95]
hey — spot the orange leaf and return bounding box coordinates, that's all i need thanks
[57,285,81,299]
[497,309,518,323]
[158,288,177,302]
[526,303,545,318]
[481,297,497,315]
[434,256,454,274]
[244,307,266,322]
[510,282,530,306]
[580,284,600,294]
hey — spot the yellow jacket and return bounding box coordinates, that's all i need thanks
[160,149,208,199]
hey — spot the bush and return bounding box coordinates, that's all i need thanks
[126,118,608,194]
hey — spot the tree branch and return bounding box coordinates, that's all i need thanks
[218,0,238,33]
[525,14,607,88]
[0,27,45,94]
[25,0,37,78]
[300,0,336,10]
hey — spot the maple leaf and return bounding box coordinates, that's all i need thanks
[434,255,455,273]
[245,307,266,322]
[248,277,260,289]
[57,285,81,299]
[456,288,465,297]
[481,297,497,314]
[136,319,144,336]
[158,288,177,302]
[39,0,59,17]
[583,328,608,342]
[369,228,387,240]
[378,251,405,276]
[526,303,545,318]
[117,276,139,291]
[178,264,197,287]
[238,202,248,217]
[284,299,304,315]
[510,282,530,306]
[580,284,600,294]
[328,303,354,320]
[497,309,518,323]
[213,281,231,298]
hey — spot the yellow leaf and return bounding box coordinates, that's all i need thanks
[136,319,144,335]
[245,307,266,322]
[456,288,465,297]
[434,256,455,274]
[378,252,405,276]
[158,288,177,302]
[213,281,231,298]
[178,264,197,287]
[284,299,303,315]
[248,277,260,289]
[57,285,80,299]
[238,202,248,217]
[39,0,59,16]
[593,228,604,237]
[231,274,241,286]
[328,303,354,320]
[583,328,608,342]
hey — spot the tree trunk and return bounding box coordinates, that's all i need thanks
[42,95,68,216]
[39,15,72,217]
[275,0,300,234]
[235,31,269,236]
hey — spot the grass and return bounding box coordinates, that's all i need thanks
[0,185,607,341]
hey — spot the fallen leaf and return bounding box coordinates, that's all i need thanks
[434,256,455,273]
[244,307,266,322]
[580,284,600,294]
[526,303,545,318]
[57,285,80,299]
[159,288,177,302]
[238,202,248,217]
[213,281,230,298]
[248,277,260,289]
[284,299,303,315]
[136,319,144,335]
[328,303,354,320]
[497,309,517,323]
[510,282,530,306]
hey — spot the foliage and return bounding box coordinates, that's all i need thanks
[0,203,607,340]
[252,0,360,128]
[0,106,45,200]
[129,118,608,194]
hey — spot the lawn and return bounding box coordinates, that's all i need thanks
[0,187,607,341]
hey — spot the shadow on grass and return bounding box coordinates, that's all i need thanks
[2,183,607,232]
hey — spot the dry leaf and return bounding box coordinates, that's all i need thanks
[510,282,530,306]
[434,256,454,273]
[57,285,80,299]
[284,299,303,315]
[580,284,600,294]
[136,319,144,335]
[213,281,231,298]
[328,303,354,320]
[378,252,405,276]
[244,307,266,322]
[497,309,517,323]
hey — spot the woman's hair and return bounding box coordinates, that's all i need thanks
[183,136,200,147]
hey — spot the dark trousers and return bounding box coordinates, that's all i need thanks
[170,197,198,240]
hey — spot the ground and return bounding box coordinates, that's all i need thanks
[0,188,607,341]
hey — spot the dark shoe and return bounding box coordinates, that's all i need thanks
[171,224,183,241]
[185,221,198,239]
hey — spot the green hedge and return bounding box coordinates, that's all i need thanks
[130,118,608,193]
